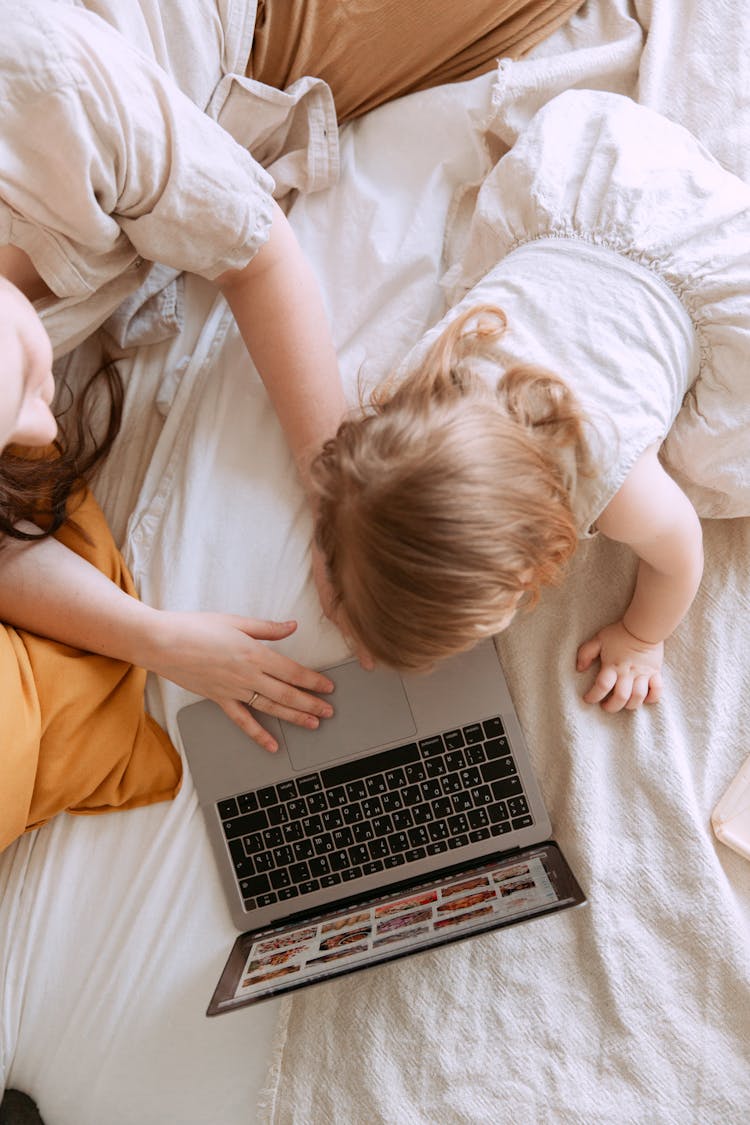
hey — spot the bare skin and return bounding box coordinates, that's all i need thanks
[577,442,703,712]
[0,205,349,750]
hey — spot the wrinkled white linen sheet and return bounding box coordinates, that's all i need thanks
[2,2,749,1121]
[257,2,750,1123]
[0,74,495,1125]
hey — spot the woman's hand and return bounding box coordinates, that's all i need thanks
[147,613,334,752]
[576,619,664,712]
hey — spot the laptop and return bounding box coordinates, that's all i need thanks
[177,638,585,1015]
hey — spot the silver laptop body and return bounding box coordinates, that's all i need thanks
[178,639,553,933]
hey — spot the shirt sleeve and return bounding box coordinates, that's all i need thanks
[0,5,275,296]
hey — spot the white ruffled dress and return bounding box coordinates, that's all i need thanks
[411,89,750,533]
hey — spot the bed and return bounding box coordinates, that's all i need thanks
[1,2,749,1122]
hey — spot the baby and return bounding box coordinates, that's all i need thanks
[310,90,750,713]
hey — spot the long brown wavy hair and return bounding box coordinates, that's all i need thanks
[0,357,123,541]
[311,305,594,671]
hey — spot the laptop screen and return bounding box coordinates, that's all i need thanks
[208,843,584,1014]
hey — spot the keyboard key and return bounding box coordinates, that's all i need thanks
[352,822,374,843]
[401,785,422,807]
[469,828,491,843]
[489,801,509,824]
[341,867,362,882]
[512,815,534,830]
[372,815,393,837]
[408,825,429,848]
[256,892,278,907]
[287,798,307,819]
[404,848,426,864]
[447,834,469,850]
[366,775,387,796]
[349,845,370,866]
[441,774,462,794]
[427,820,449,842]
[327,786,348,807]
[276,780,297,802]
[425,758,447,778]
[443,729,465,750]
[481,758,518,783]
[463,723,484,744]
[420,780,442,802]
[346,781,367,802]
[392,809,413,831]
[459,767,482,789]
[444,750,466,772]
[309,856,331,877]
[320,873,343,888]
[262,827,284,849]
[270,869,291,890]
[302,815,323,836]
[312,834,334,855]
[490,776,524,801]
[322,809,344,831]
[289,862,310,883]
[490,821,512,837]
[332,827,354,849]
[217,797,239,820]
[297,774,322,796]
[385,768,407,789]
[342,804,364,824]
[278,886,299,901]
[471,785,493,806]
[362,797,383,819]
[507,796,529,818]
[222,810,268,839]
[237,792,259,814]
[448,814,470,836]
[411,802,434,825]
[426,840,448,856]
[484,736,511,759]
[362,860,384,876]
[255,851,275,873]
[267,805,289,826]
[468,808,490,829]
[419,735,444,757]
[368,838,389,860]
[321,743,419,787]
[482,716,505,739]
[387,832,409,854]
[451,792,473,813]
[384,854,406,869]
[242,832,264,854]
[272,845,295,868]
[431,798,453,819]
[464,744,486,766]
[307,792,328,814]
[404,762,426,784]
[381,791,404,813]
[297,880,320,895]
[329,849,350,872]
[240,874,270,898]
[283,822,304,843]
[228,839,255,878]
[257,786,278,808]
[293,839,314,861]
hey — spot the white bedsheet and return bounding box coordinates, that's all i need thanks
[2,2,749,1121]
[0,73,495,1124]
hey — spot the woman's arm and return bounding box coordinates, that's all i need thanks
[216,200,347,492]
[576,443,704,712]
[0,527,334,751]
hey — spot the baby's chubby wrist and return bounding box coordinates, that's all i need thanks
[620,616,664,649]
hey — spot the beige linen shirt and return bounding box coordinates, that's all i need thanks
[0,0,338,356]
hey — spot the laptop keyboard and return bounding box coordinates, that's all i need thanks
[217,716,534,913]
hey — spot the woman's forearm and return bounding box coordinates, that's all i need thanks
[216,201,347,491]
[0,529,160,665]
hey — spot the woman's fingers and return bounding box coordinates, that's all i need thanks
[220,699,279,753]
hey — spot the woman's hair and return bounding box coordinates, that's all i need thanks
[311,304,592,672]
[0,356,124,542]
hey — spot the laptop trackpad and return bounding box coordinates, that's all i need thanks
[280,660,417,772]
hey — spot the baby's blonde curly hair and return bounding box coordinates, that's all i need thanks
[311,305,592,671]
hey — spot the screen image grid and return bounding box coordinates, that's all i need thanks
[231,855,560,1000]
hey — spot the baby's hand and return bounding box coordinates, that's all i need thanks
[576,620,664,712]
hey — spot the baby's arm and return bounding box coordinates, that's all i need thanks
[576,443,703,712]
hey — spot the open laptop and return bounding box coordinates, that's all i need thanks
[177,638,585,1015]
